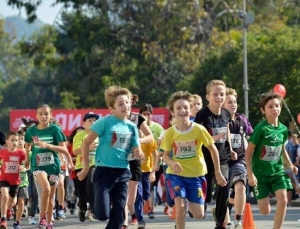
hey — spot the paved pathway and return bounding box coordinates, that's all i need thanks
[9,203,300,228]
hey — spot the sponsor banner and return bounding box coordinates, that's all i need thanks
[10,108,169,135]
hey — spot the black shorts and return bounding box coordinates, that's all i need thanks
[129,160,142,181]
[0,181,19,198]
[229,162,247,189]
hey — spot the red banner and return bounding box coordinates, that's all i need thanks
[10,108,169,135]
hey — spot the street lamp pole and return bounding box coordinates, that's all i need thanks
[243,0,249,118]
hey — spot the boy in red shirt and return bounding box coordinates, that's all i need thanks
[0,131,26,228]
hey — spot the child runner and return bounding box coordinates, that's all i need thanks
[77,86,143,229]
[0,131,26,229]
[223,87,253,229]
[24,104,74,229]
[73,112,99,222]
[194,80,236,229]
[12,130,30,229]
[190,94,203,121]
[246,91,297,229]
[133,129,159,225]
[161,91,227,229]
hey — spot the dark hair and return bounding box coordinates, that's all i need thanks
[0,131,5,146]
[68,126,84,144]
[5,131,18,140]
[131,94,139,107]
[259,91,283,110]
[37,103,52,111]
[20,117,38,132]
[139,103,153,114]
[17,130,25,136]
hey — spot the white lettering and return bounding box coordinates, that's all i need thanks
[55,113,67,130]
[68,114,82,131]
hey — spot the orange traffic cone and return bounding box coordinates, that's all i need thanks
[143,200,150,214]
[243,203,257,229]
[169,205,176,219]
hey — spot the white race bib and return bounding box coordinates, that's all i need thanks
[5,162,19,174]
[36,152,54,166]
[89,152,95,164]
[261,145,281,161]
[174,140,197,159]
[111,132,132,150]
[211,127,227,143]
[231,134,242,148]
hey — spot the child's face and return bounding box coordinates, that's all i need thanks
[261,98,282,120]
[36,106,52,125]
[112,95,132,119]
[224,95,237,115]
[6,135,19,150]
[172,99,191,122]
[141,111,152,123]
[206,85,226,108]
[18,135,25,149]
[84,118,97,131]
[191,98,202,116]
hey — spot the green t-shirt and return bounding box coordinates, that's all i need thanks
[149,121,164,144]
[249,119,288,176]
[19,171,29,187]
[25,124,67,175]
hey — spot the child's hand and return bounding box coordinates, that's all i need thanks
[133,147,144,160]
[230,150,238,161]
[292,165,298,175]
[149,172,156,183]
[24,158,30,169]
[215,172,227,187]
[171,162,183,174]
[19,165,26,172]
[37,141,49,149]
[77,168,89,181]
[248,173,258,187]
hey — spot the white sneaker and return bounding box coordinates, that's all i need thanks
[28,216,37,225]
[234,221,243,229]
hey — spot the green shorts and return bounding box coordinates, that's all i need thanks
[253,173,292,200]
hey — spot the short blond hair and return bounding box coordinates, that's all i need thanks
[191,94,202,100]
[206,80,226,95]
[104,86,132,108]
[167,91,193,112]
[226,87,237,98]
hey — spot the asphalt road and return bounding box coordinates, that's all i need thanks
[8,203,300,229]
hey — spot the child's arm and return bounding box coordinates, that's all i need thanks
[77,131,98,180]
[163,151,182,174]
[207,144,227,187]
[139,122,154,144]
[151,149,159,172]
[24,143,32,168]
[245,142,257,187]
[227,125,237,161]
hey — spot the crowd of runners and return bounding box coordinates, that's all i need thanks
[0,79,298,229]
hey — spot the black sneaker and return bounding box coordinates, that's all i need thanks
[78,210,86,222]
[148,211,155,219]
[188,210,193,218]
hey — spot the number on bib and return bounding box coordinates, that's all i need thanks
[231,134,242,148]
[4,162,19,174]
[111,132,132,150]
[261,145,281,161]
[174,140,197,159]
[36,152,54,166]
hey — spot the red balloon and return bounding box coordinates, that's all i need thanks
[298,113,300,124]
[273,84,286,98]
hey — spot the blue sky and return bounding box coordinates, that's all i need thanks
[0,1,64,24]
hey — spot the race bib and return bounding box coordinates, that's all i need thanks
[5,162,19,174]
[231,134,242,149]
[111,132,132,150]
[173,140,197,159]
[211,127,227,143]
[36,152,54,166]
[261,145,281,161]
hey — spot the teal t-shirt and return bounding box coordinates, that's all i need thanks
[91,115,140,169]
[25,124,66,175]
[249,119,288,176]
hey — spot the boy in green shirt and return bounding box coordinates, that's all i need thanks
[246,91,297,229]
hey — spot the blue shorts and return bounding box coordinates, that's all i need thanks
[165,174,206,204]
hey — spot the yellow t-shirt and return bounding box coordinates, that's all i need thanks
[160,123,214,177]
[73,131,98,170]
[141,140,157,172]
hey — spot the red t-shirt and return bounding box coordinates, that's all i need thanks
[0,149,26,185]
